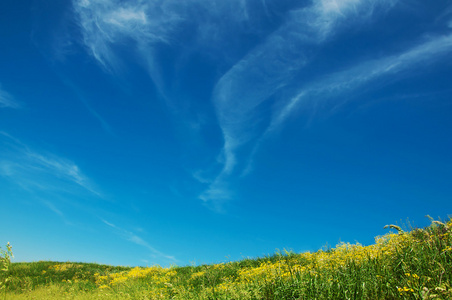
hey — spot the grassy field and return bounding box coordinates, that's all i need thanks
[1,217,451,299]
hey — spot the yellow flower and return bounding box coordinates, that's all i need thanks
[190,271,206,280]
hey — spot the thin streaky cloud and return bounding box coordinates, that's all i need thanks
[239,31,452,177]
[72,0,257,97]
[0,132,102,197]
[101,219,178,262]
[201,0,398,207]
[41,199,65,218]
[0,86,20,108]
[101,219,116,228]
[37,197,78,226]
[291,0,397,43]
[0,131,26,146]
[269,33,452,133]
[198,173,232,213]
[23,150,102,197]
[73,0,181,74]
[61,77,116,137]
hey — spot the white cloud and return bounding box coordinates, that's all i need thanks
[291,0,397,42]
[269,33,452,132]
[72,0,254,91]
[72,0,257,209]
[62,79,116,137]
[0,132,101,197]
[73,0,183,73]
[200,0,398,207]
[230,32,452,176]
[101,218,177,262]
[105,8,147,26]
[70,0,447,212]
[0,86,20,108]
[41,199,65,217]
[198,172,232,213]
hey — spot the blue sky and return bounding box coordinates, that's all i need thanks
[1,0,451,267]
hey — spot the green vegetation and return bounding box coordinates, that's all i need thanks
[2,217,452,299]
[1,242,13,300]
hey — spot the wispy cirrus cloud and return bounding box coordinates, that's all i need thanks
[0,132,176,264]
[0,85,20,108]
[72,0,256,95]
[61,77,116,137]
[200,0,398,207]
[232,30,452,175]
[0,131,101,197]
[298,0,397,42]
[73,0,171,73]
[101,218,177,263]
[269,33,452,134]
[41,198,65,218]
[70,0,448,213]
[74,0,400,210]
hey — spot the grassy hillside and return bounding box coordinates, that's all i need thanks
[1,217,451,299]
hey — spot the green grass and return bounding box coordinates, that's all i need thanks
[1,217,451,299]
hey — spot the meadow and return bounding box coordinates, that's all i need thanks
[1,217,451,299]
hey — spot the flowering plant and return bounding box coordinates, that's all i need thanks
[0,242,13,296]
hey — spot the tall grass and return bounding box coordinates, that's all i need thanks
[2,217,452,299]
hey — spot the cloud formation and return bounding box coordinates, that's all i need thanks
[101,218,177,262]
[0,86,19,108]
[74,0,173,72]
[72,0,259,95]
[0,131,176,263]
[70,0,451,211]
[0,131,101,197]
[268,33,452,133]
[201,0,398,206]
